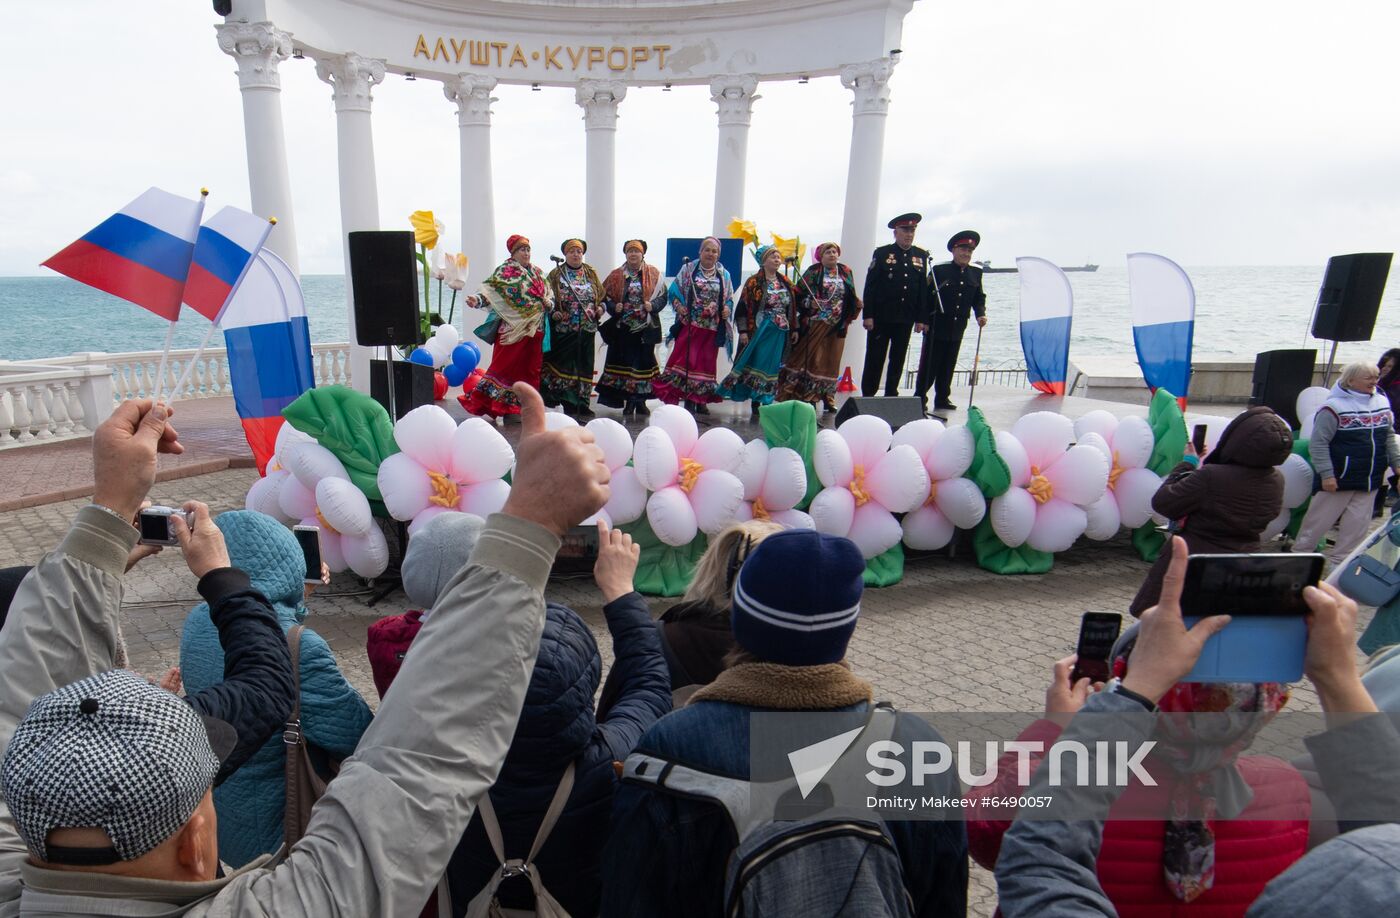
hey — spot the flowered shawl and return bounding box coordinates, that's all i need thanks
[546,263,605,321]
[603,263,661,333]
[796,263,861,332]
[475,258,553,347]
[665,260,734,352]
[736,271,797,336]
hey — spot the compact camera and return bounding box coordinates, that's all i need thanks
[137,506,193,546]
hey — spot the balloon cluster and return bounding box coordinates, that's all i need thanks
[409,325,482,391]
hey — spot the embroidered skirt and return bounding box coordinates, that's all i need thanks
[777,320,845,403]
[460,330,544,418]
[718,317,786,405]
[540,328,596,409]
[596,325,658,408]
[653,324,721,405]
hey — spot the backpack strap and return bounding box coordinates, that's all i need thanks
[282,625,305,848]
[476,761,577,869]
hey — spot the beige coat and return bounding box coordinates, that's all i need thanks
[0,506,558,917]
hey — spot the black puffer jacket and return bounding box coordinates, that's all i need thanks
[1130,407,1293,615]
[447,594,671,916]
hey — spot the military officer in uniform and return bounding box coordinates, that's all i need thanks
[860,213,932,397]
[916,230,987,411]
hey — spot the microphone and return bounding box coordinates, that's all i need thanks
[682,257,692,265]
[549,255,565,264]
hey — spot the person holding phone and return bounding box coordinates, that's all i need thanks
[1130,407,1293,616]
[1294,362,1400,565]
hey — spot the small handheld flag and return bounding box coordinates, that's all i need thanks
[183,206,276,323]
[41,187,204,321]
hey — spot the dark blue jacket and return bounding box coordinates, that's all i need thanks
[447,593,671,917]
[599,695,969,918]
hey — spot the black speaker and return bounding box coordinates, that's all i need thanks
[833,396,925,430]
[370,359,435,420]
[1250,348,1317,429]
[1311,253,1392,342]
[350,231,422,347]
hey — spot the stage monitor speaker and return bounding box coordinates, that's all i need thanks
[833,396,925,430]
[370,359,435,420]
[1250,348,1317,429]
[350,231,421,347]
[1311,253,1392,342]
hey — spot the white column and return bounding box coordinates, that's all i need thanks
[709,75,760,237]
[315,52,384,392]
[445,75,498,355]
[837,58,896,384]
[216,21,300,275]
[576,81,627,264]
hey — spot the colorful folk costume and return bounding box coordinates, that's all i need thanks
[652,252,734,411]
[778,244,862,408]
[719,248,798,412]
[597,240,662,415]
[461,235,553,419]
[542,239,605,416]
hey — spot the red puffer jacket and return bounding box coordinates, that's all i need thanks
[968,719,1310,918]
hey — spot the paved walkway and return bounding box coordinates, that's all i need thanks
[0,463,1373,916]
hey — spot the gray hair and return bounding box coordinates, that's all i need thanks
[1340,362,1381,389]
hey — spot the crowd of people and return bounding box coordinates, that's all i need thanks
[1,355,1400,916]
[456,213,986,423]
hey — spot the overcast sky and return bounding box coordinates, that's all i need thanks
[2,0,1397,276]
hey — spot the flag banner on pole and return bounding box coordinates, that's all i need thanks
[220,249,314,472]
[184,206,274,323]
[1016,257,1074,395]
[41,187,203,321]
[1128,253,1196,403]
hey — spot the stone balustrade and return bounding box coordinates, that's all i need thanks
[0,343,353,448]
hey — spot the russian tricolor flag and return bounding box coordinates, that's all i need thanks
[219,249,315,472]
[41,188,204,321]
[1128,253,1196,405]
[184,206,274,323]
[1016,257,1074,395]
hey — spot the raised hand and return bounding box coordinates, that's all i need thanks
[502,383,611,536]
[594,520,640,602]
[92,399,184,521]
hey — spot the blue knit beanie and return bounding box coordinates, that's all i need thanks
[730,529,865,666]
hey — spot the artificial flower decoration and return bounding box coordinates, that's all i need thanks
[632,405,746,547]
[444,252,469,291]
[808,415,930,559]
[770,233,807,266]
[733,439,814,529]
[377,405,514,534]
[409,210,443,250]
[727,217,759,247]
[1262,450,1316,541]
[890,419,987,551]
[1072,410,1165,540]
[586,417,648,526]
[990,412,1110,553]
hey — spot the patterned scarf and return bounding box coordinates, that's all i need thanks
[477,258,553,345]
[797,263,858,326]
[603,263,660,332]
[546,262,605,332]
[666,260,734,352]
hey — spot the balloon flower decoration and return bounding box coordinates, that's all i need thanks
[809,415,930,559]
[632,405,746,546]
[990,412,1109,553]
[584,416,647,527]
[889,419,986,551]
[376,405,513,534]
[247,425,389,577]
[733,439,813,529]
[1071,411,1164,540]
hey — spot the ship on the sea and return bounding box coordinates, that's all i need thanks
[974,260,1099,274]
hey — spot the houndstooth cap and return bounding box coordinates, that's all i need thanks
[1,669,225,864]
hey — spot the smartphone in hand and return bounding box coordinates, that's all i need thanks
[1071,612,1123,684]
[1192,423,1208,455]
[293,525,323,585]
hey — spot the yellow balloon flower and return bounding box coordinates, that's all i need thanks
[727,218,759,247]
[771,233,806,265]
[409,210,443,250]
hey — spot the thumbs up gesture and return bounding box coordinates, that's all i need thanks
[501,382,611,536]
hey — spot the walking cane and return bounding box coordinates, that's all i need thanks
[967,322,985,408]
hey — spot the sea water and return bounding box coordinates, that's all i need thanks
[2,266,1397,371]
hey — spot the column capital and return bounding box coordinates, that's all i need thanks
[575,80,627,131]
[709,74,761,127]
[314,52,385,114]
[840,58,896,116]
[445,74,499,127]
[215,21,293,91]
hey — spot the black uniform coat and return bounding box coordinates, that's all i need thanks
[862,242,932,324]
[930,261,986,341]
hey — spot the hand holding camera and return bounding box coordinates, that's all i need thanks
[170,501,230,580]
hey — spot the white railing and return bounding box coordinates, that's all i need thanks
[0,343,353,447]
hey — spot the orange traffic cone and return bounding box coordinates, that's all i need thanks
[836,366,856,393]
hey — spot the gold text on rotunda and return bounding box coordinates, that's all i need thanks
[414,35,671,71]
